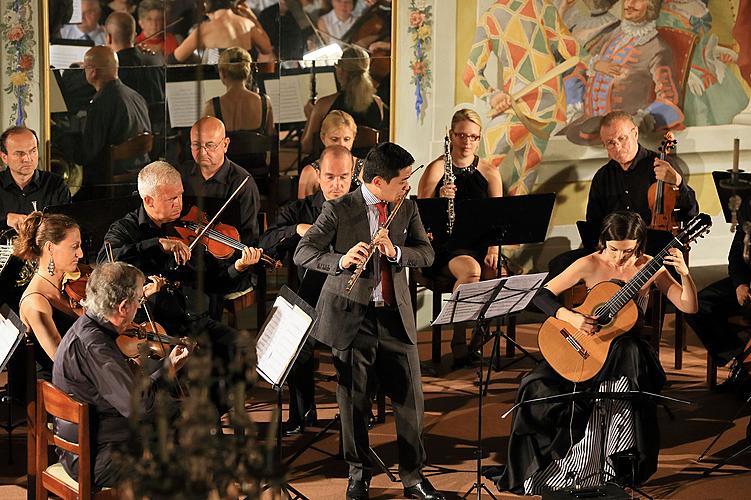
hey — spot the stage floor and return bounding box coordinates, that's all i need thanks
[2,315,751,499]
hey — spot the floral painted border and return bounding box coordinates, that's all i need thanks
[408,0,432,123]
[1,0,35,126]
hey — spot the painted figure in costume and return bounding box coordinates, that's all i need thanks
[464,0,580,195]
[708,0,751,94]
[565,0,683,145]
[657,0,749,126]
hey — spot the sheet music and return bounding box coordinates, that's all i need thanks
[50,70,67,113]
[0,312,23,373]
[49,44,89,69]
[256,295,313,387]
[70,0,83,24]
[165,80,225,127]
[263,72,337,124]
[433,272,548,325]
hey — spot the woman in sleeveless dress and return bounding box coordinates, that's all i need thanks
[498,211,698,495]
[297,110,364,198]
[417,108,503,367]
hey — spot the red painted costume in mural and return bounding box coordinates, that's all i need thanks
[464,0,580,195]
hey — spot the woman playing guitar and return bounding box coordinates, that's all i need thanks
[496,211,698,495]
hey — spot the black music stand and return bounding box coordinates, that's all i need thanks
[713,170,751,224]
[434,275,545,500]
[0,304,26,463]
[501,389,691,499]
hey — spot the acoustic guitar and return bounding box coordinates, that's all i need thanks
[538,213,712,383]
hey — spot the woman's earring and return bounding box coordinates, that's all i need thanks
[47,256,55,276]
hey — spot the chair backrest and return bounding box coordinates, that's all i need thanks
[226,130,274,156]
[109,132,154,163]
[655,27,698,109]
[36,380,93,499]
[352,126,379,150]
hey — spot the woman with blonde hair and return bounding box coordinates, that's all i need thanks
[203,46,274,136]
[418,108,503,368]
[297,110,363,198]
[301,45,387,154]
[14,212,83,379]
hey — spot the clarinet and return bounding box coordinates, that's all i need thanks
[443,128,456,235]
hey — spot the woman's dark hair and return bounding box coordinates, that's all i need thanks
[205,0,233,13]
[362,142,414,183]
[596,211,647,257]
[13,211,79,263]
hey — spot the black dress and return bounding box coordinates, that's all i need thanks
[501,296,666,494]
[428,157,489,272]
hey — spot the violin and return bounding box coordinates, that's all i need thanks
[647,132,680,235]
[116,321,196,360]
[171,205,282,269]
[62,264,92,314]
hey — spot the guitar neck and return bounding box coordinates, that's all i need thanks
[603,237,680,314]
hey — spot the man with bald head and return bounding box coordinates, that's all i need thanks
[81,45,150,194]
[59,0,106,45]
[181,116,260,246]
[105,11,165,106]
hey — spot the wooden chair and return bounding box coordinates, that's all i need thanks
[107,132,153,198]
[35,380,117,499]
[352,126,380,152]
[409,268,455,364]
[225,131,279,213]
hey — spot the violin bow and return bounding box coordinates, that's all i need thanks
[186,176,250,253]
[136,17,184,46]
[104,240,114,263]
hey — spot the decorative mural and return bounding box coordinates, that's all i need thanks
[1,0,35,126]
[408,0,432,123]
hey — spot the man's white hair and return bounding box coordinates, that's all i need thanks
[137,160,182,199]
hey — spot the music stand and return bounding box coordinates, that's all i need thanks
[433,274,546,500]
[712,170,751,225]
[0,304,27,463]
[502,389,691,498]
[256,286,317,500]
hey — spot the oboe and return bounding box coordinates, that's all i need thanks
[443,128,455,235]
[345,186,411,294]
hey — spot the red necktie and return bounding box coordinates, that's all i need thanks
[376,202,395,306]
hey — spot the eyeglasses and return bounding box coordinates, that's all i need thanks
[190,141,224,152]
[451,131,481,143]
[603,128,635,150]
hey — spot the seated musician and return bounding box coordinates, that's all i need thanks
[181,116,261,247]
[0,126,70,234]
[58,0,106,45]
[495,211,697,495]
[260,144,354,435]
[548,110,699,277]
[97,161,261,412]
[301,46,387,157]
[135,0,179,57]
[52,262,191,488]
[317,0,360,47]
[298,110,364,199]
[14,212,82,380]
[169,0,273,64]
[417,108,502,368]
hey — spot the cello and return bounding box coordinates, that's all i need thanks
[647,132,680,234]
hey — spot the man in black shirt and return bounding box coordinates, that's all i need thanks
[53,262,191,487]
[97,161,261,411]
[181,116,261,246]
[259,145,353,435]
[0,126,70,232]
[81,45,151,188]
[104,11,166,106]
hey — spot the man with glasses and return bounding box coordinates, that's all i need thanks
[181,116,260,246]
[0,126,70,233]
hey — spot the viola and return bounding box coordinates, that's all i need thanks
[62,264,92,314]
[171,205,282,269]
[647,132,680,234]
[117,321,196,360]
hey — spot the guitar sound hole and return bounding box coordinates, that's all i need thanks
[594,305,612,326]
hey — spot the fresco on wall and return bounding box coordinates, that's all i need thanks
[461,0,751,195]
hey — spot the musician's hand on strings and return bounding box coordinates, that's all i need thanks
[663,248,689,276]
[438,183,456,199]
[167,344,191,372]
[653,158,682,186]
[373,228,396,259]
[159,238,192,265]
[561,309,600,334]
[235,246,263,272]
[484,246,500,271]
[489,91,512,117]
[143,275,166,298]
[736,284,751,307]
[342,242,371,268]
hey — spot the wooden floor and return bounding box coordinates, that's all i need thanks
[3,315,751,499]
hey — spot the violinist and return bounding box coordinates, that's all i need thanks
[14,212,82,380]
[547,111,699,277]
[417,108,503,369]
[98,161,261,412]
[52,262,191,488]
[317,0,360,47]
[135,0,179,57]
[181,116,261,246]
